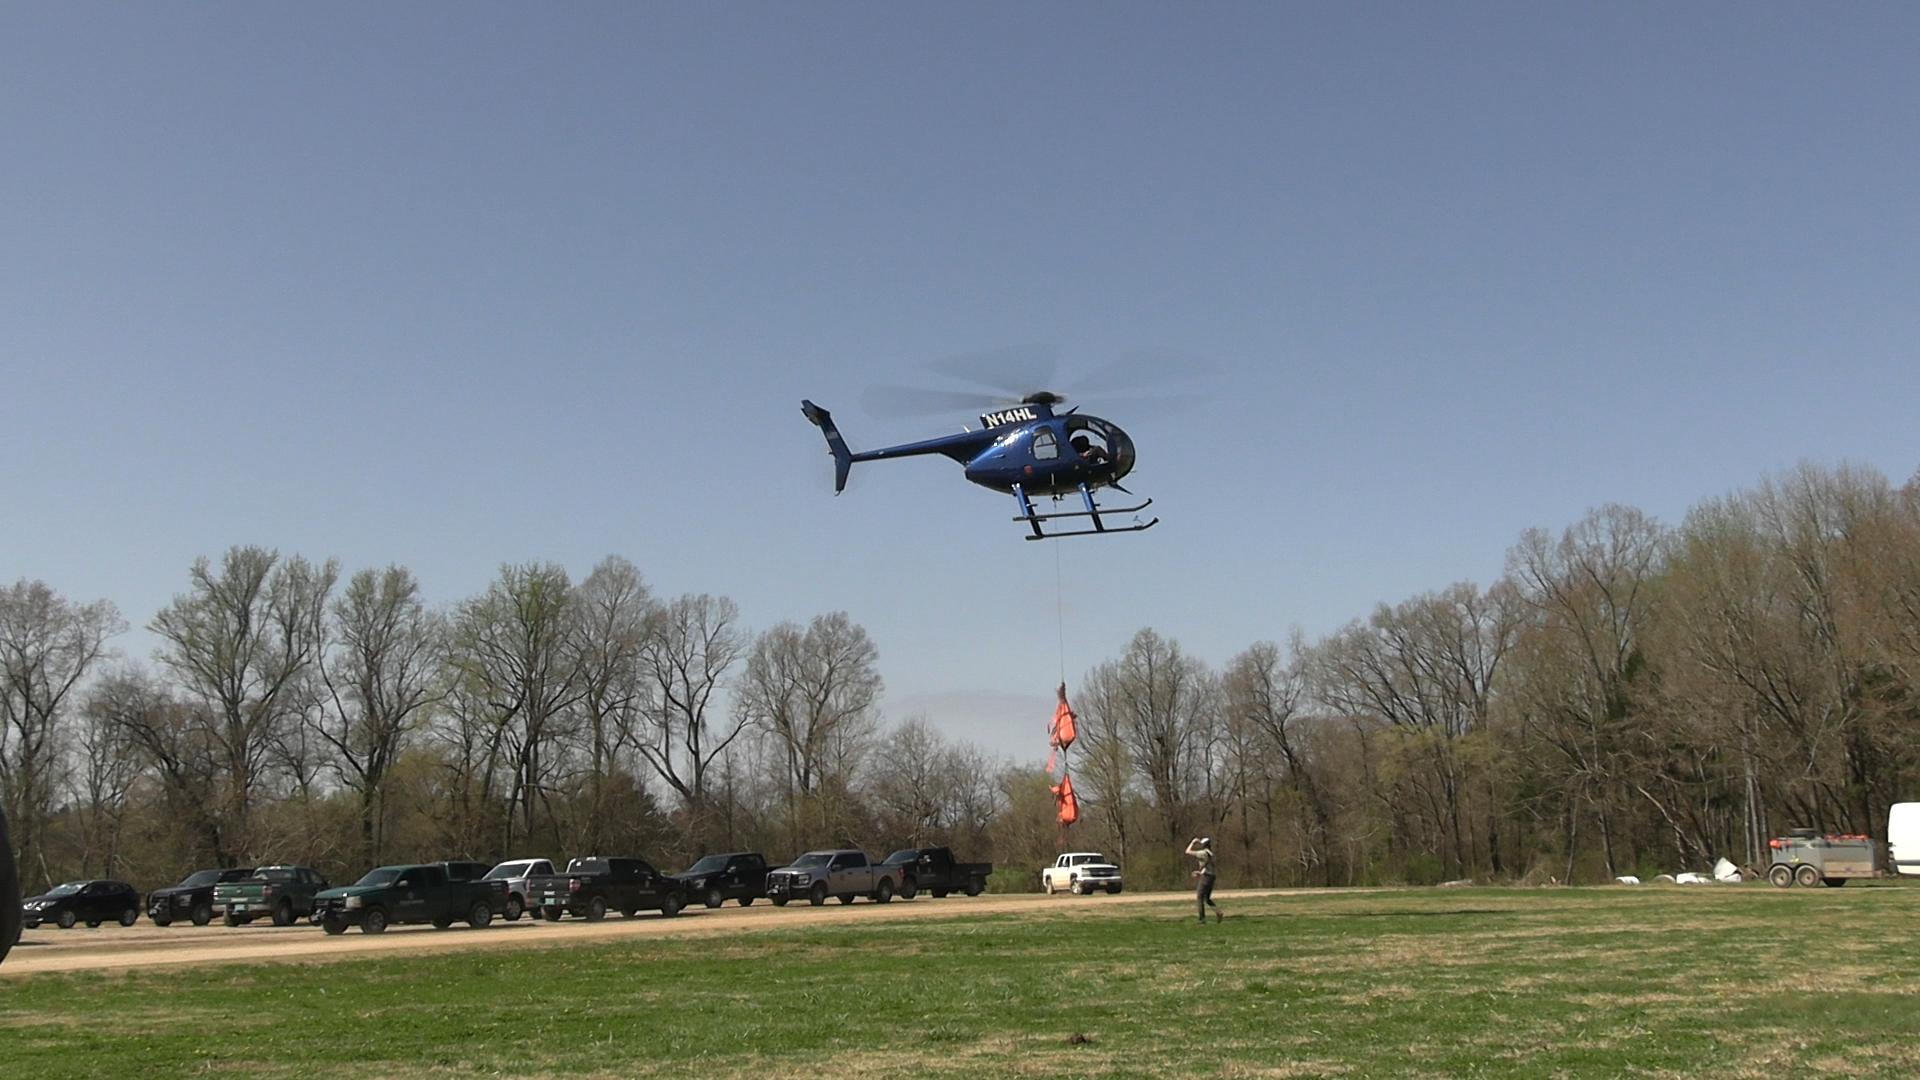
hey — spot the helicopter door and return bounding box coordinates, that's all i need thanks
[1031,428,1059,460]
[1064,419,1113,463]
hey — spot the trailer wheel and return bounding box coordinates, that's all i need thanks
[1795,865,1822,888]
[1769,865,1794,888]
[1822,876,1847,887]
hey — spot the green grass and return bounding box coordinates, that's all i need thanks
[6,885,1920,1078]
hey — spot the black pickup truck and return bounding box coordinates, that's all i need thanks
[670,852,769,909]
[147,867,255,926]
[313,863,504,934]
[530,857,686,921]
[882,847,993,899]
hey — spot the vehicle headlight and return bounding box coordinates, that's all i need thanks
[343,896,361,909]
[794,874,811,886]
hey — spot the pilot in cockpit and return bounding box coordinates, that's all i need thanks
[1071,434,1110,464]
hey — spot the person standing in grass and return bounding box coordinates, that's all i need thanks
[1186,837,1221,923]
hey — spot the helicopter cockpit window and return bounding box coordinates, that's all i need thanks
[1064,418,1112,463]
[1032,428,1059,460]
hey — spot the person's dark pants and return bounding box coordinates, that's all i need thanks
[1196,873,1217,921]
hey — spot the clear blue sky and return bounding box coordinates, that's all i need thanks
[5,4,1917,758]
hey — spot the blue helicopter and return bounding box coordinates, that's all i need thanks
[800,390,1156,540]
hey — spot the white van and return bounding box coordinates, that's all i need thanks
[1887,803,1920,876]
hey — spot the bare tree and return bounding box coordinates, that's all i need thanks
[0,580,124,886]
[1224,638,1331,883]
[1082,628,1218,851]
[88,668,225,864]
[150,548,336,864]
[735,613,881,846]
[636,593,746,845]
[569,556,653,854]
[444,562,582,853]
[315,566,443,866]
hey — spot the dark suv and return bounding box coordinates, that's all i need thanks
[147,868,256,926]
[22,879,142,929]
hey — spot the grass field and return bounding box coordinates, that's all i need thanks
[5,884,1920,1078]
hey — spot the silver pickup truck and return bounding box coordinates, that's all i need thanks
[765,849,899,907]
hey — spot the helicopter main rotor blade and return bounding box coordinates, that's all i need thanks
[860,385,1009,419]
[926,343,1061,397]
[1072,348,1219,396]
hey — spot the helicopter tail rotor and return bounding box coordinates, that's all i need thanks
[801,400,854,494]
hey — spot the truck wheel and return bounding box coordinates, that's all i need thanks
[542,907,562,921]
[362,908,388,934]
[931,889,948,899]
[965,878,983,897]
[1769,865,1793,888]
[1044,880,1056,895]
[119,908,138,927]
[898,879,917,900]
[271,900,296,927]
[86,920,101,928]
[191,903,213,926]
[1795,865,1821,888]
[809,883,828,907]
[738,897,754,907]
[223,912,242,927]
[838,893,856,905]
[468,901,493,928]
[661,895,683,918]
[431,917,453,930]
[705,887,725,909]
[1070,879,1086,896]
[504,896,523,922]
[1107,884,1122,895]
[770,896,788,907]
[152,913,172,927]
[322,918,348,936]
[1822,877,1847,888]
[873,879,893,904]
[586,896,607,922]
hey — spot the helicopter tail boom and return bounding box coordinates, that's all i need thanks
[801,400,855,493]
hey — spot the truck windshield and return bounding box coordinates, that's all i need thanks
[885,850,920,864]
[177,870,223,888]
[791,853,833,869]
[483,863,531,880]
[683,856,730,875]
[353,868,403,888]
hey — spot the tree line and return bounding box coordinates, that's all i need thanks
[6,461,1920,893]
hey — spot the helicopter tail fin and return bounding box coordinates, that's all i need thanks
[800,400,854,493]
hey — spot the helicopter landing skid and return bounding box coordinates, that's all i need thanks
[1012,483,1158,540]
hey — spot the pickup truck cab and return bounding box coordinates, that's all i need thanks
[313,863,500,934]
[482,858,554,921]
[1042,852,1123,895]
[213,865,331,926]
[670,852,769,909]
[882,847,993,899]
[765,849,898,907]
[530,857,685,921]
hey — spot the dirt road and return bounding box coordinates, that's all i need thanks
[1,889,1264,978]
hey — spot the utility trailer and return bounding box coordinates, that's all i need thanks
[1767,829,1877,888]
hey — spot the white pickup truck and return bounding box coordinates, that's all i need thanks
[765,849,899,906]
[481,858,554,921]
[1042,852,1123,895]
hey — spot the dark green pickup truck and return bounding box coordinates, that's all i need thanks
[211,865,331,927]
[312,863,503,935]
